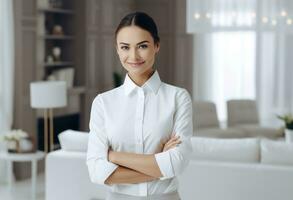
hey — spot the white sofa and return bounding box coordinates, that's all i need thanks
[178,137,293,200]
[46,150,107,200]
[46,130,293,200]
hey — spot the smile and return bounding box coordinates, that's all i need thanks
[127,61,145,67]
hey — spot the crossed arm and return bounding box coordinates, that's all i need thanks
[105,135,181,185]
[88,91,192,186]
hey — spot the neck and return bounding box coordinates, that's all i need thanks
[128,69,155,87]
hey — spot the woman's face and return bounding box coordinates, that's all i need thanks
[116,25,159,77]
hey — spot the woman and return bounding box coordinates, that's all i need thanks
[87,12,193,200]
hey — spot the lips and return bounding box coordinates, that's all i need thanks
[127,61,145,67]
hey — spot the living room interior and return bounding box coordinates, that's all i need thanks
[0,0,293,200]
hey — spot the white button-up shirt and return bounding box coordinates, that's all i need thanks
[87,71,193,196]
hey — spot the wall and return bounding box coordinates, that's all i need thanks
[12,0,193,179]
[83,0,194,129]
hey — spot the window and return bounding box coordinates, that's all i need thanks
[211,31,256,121]
[193,32,256,122]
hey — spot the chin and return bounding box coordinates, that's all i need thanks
[126,66,151,75]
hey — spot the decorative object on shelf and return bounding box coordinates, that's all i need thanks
[38,0,49,9]
[47,74,57,81]
[49,0,63,9]
[52,46,61,61]
[277,114,293,143]
[49,68,75,88]
[46,55,54,64]
[0,129,36,153]
[52,25,64,35]
[30,81,67,152]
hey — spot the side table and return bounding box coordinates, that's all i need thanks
[0,151,45,200]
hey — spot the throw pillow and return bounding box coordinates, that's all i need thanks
[190,137,260,163]
[58,130,89,152]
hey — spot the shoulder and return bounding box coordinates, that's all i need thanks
[161,83,191,101]
[92,85,124,105]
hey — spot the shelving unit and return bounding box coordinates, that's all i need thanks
[36,0,85,151]
[40,35,75,40]
[37,0,77,84]
[43,61,74,67]
[39,8,76,15]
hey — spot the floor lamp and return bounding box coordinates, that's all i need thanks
[30,81,67,153]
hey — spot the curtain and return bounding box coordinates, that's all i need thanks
[0,0,14,183]
[188,0,293,124]
[193,32,255,122]
[258,32,293,126]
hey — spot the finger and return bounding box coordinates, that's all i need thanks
[165,137,179,145]
[167,136,181,145]
[165,140,181,150]
[169,133,178,140]
[164,143,179,151]
[166,136,178,144]
[168,140,181,147]
[172,135,180,141]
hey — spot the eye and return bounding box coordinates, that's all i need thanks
[120,46,129,50]
[138,44,148,49]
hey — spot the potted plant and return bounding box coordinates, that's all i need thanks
[277,114,293,143]
[113,71,123,88]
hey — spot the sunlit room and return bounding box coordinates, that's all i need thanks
[0,0,293,200]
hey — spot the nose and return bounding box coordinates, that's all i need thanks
[129,48,139,60]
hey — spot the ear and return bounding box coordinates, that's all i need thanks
[155,43,160,53]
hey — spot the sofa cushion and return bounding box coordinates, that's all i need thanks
[58,130,89,152]
[194,128,247,138]
[193,101,219,129]
[191,137,260,163]
[226,99,259,126]
[261,139,293,165]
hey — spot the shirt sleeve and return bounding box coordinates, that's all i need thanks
[86,95,118,185]
[155,89,193,179]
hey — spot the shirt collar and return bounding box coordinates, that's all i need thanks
[123,70,161,96]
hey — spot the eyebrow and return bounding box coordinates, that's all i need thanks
[119,40,150,46]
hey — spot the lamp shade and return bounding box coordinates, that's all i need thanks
[30,81,67,108]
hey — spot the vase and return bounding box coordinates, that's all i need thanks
[7,140,20,153]
[6,138,36,153]
[285,129,293,143]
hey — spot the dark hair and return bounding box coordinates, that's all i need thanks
[115,12,160,45]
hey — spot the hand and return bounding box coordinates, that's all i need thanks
[161,133,181,152]
[155,133,181,153]
[155,134,181,153]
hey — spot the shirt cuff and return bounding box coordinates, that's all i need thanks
[155,151,174,179]
[101,160,119,184]
[88,159,119,185]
